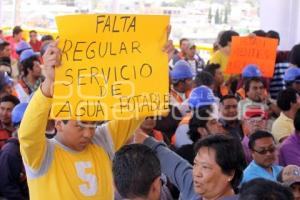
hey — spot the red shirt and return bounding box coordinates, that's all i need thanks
[0,122,14,149]
[29,40,42,52]
[4,36,20,60]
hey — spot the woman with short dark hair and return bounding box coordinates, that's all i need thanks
[193,135,246,199]
[136,132,247,200]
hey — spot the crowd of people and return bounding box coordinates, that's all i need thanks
[0,25,300,200]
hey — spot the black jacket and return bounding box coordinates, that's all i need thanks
[0,138,29,199]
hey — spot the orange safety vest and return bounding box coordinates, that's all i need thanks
[153,130,164,142]
[170,89,191,104]
[236,88,246,99]
[220,85,229,97]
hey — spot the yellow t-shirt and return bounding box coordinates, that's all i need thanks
[271,112,294,143]
[209,50,229,79]
[19,88,142,200]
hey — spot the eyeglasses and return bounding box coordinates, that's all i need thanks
[253,146,276,155]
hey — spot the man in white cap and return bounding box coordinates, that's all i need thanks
[278,165,300,200]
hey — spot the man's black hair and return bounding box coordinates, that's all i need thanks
[0,56,11,67]
[41,35,54,42]
[294,108,300,132]
[21,56,40,77]
[220,95,238,104]
[244,77,264,93]
[179,38,189,46]
[289,44,300,67]
[113,144,161,199]
[252,29,267,37]
[218,30,239,47]
[277,88,298,111]
[12,26,22,36]
[0,95,20,106]
[203,63,221,77]
[0,41,9,52]
[266,30,280,45]
[248,130,274,150]
[239,178,293,200]
[194,71,214,88]
[29,30,37,35]
[188,105,213,143]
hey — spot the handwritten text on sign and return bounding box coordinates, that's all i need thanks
[225,36,278,77]
[51,14,170,120]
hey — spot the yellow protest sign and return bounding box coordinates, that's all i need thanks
[51,14,170,121]
[225,36,278,77]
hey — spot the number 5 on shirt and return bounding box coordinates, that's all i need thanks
[75,161,98,196]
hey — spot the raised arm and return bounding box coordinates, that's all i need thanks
[134,131,199,200]
[19,41,60,170]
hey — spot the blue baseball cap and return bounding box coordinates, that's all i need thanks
[242,64,262,78]
[284,67,300,83]
[188,86,216,109]
[19,49,39,63]
[16,41,31,55]
[12,103,28,126]
[171,60,194,80]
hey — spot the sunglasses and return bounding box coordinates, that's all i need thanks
[253,146,276,155]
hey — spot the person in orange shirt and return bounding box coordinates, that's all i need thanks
[170,60,194,116]
[173,72,215,147]
[139,117,170,145]
[203,63,228,99]
[174,86,223,148]
[236,64,265,100]
[175,86,225,164]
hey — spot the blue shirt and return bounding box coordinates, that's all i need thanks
[241,160,283,185]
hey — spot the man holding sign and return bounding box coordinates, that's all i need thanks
[18,14,171,200]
